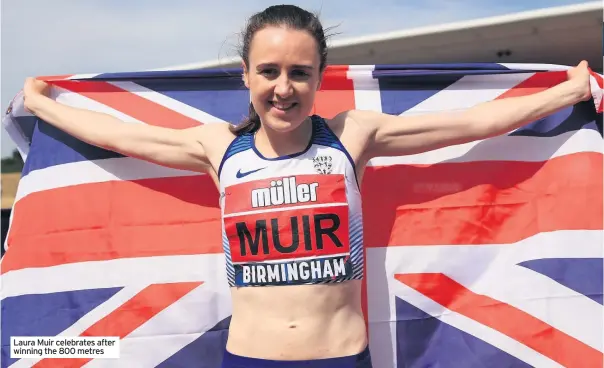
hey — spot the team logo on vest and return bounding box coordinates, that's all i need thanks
[313,155,333,174]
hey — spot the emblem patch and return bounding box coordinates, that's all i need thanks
[313,155,333,174]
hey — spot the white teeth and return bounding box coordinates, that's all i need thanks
[271,102,295,110]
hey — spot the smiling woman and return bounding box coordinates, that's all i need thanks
[232,6,329,138]
[20,3,594,368]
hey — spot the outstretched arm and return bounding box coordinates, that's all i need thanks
[23,78,212,173]
[350,61,593,160]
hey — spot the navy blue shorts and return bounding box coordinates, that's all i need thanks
[221,346,372,368]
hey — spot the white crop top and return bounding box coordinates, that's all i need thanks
[217,115,364,287]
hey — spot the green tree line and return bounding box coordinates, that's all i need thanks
[1,149,24,173]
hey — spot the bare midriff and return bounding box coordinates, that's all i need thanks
[225,280,366,360]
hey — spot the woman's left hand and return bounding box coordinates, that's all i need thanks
[566,60,593,102]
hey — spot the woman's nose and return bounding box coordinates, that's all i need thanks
[274,76,293,98]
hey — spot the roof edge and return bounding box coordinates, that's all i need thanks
[153,1,602,71]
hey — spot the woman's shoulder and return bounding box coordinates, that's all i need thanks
[195,122,239,172]
[198,121,237,134]
[193,121,239,137]
[322,110,373,141]
[321,111,373,165]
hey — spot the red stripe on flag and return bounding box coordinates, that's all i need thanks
[589,70,603,90]
[501,70,603,112]
[317,64,369,325]
[313,65,356,118]
[362,152,603,247]
[50,80,201,129]
[33,282,202,368]
[497,71,567,99]
[4,153,601,273]
[4,154,601,272]
[395,273,602,368]
[2,175,222,274]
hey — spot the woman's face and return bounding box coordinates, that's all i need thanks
[243,26,322,133]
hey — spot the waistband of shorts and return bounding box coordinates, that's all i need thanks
[222,346,371,368]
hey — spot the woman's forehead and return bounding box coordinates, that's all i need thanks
[249,27,319,66]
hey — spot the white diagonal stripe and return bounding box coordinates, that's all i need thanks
[400,73,535,114]
[368,128,603,166]
[1,254,227,299]
[83,283,231,368]
[368,276,565,368]
[8,286,148,368]
[108,81,227,124]
[369,230,603,353]
[51,86,144,124]
[14,157,201,204]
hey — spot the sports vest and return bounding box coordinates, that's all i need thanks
[217,115,364,287]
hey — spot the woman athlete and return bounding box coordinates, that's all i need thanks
[22,5,592,368]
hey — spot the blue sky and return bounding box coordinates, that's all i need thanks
[0,0,592,157]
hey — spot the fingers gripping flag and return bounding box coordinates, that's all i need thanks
[2,64,603,368]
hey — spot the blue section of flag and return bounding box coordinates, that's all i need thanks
[91,64,511,81]
[89,68,245,81]
[373,63,511,73]
[1,287,122,368]
[376,73,463,115]
[21,120,123,177]
[375,70,599,138]
[16,66,601,176]
[512,101,601,137]
[157,316,230,368]
[518,258,603,305]
[134,77,250,124]
[13,116,38,145]
[19,78,249,176]
[395,297,531,368]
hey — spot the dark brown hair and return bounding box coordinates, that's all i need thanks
[230,5,330,135]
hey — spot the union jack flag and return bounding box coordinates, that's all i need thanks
[2,63,603,367]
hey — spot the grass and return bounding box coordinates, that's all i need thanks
[1,173,21,209]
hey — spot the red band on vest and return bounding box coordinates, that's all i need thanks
[226,205,350,263]
[224,174,347,215]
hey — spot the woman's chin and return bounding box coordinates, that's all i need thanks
[262,109,308,132]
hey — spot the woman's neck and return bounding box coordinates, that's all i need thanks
[254,117,312,158]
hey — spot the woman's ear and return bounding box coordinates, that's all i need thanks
[316,71,324,91]
[242,62,250,89]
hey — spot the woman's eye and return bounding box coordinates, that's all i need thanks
[292,70,309,77]
[260,69,276,77]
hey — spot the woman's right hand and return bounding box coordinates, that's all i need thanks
[23,77,50,112]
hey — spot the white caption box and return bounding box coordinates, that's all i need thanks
[11,336,119,359]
